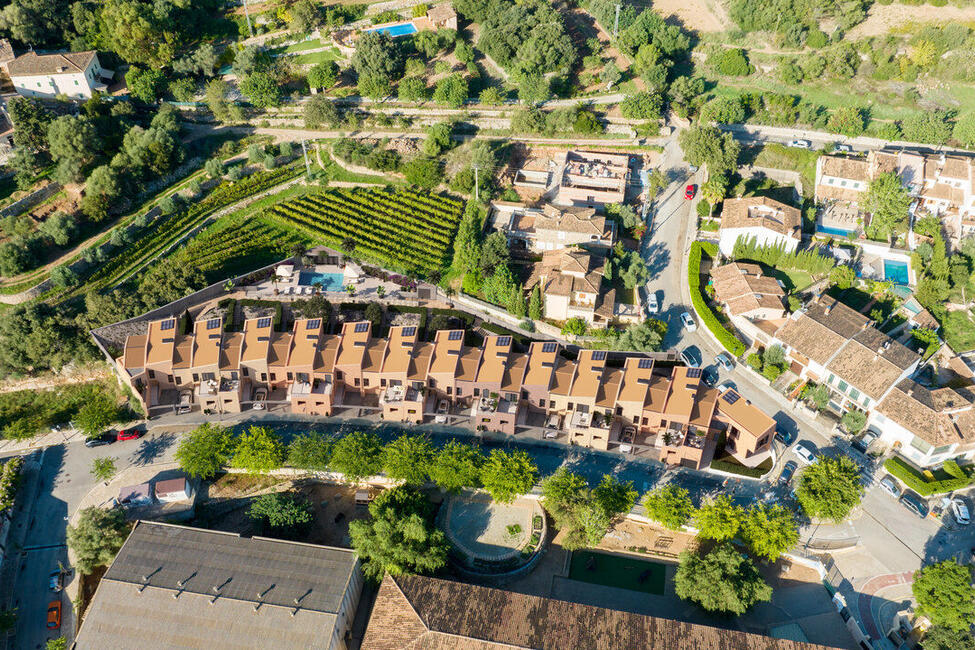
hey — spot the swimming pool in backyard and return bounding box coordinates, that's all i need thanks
[365,22,417,37]
[298,271,344,290]
[883,259,910,285]
[817,225,855,238]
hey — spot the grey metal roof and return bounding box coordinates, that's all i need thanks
[74,521,359,650]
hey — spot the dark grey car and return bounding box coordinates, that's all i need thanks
[899,492,928,519]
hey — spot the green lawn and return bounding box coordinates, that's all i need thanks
[568,550,667,595]
[944,309,975,353]
[292,48,341,66]
[776,268,813,293]
[268,38,321,56]
[743,144,819,194]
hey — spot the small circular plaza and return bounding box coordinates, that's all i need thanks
[438,491,547,575]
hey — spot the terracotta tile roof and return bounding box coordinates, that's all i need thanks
[774,313,849,367]
[426,3,456,22]
[940,156,971,180]
[815,185,864,203]
[711,263,785,317]
[819,156,870,182]
[530,249,605,296]
[878,379,975,446]
[715,389,774,438]
[362,574,833,650]
[532,203,611,238]
[6,50,96,76]
[719,197,801,238]
[0,39,14,64]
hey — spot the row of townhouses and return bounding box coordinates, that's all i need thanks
[116,317,776,470]
[815,149,975,243]
[710,274,975,468]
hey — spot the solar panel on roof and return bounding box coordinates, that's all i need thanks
[637,358,652,369]
[256,317,272,329]
[354,322,369,333]
[307,319,320,330]
[402,326,417,337]
[206,318,221,330]
[497,336,512,347]
[687,368,702,378]
[448,331,463,341]
[541,342,557,353]
[722,391,740,404]
[160,319,175,331]
[591,350,607,361]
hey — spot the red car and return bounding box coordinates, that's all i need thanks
[116,429,142,442]
[684,184,696,200]
[46,601,61,630]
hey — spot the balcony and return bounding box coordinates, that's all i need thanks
[474,394,517,416]
[288,378,333,400]
[380,384,419,405]
[218,378,239,394]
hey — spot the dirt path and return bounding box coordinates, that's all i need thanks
[847,3,975,39]
[0,364,112,394]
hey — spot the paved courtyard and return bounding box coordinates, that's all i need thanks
[440,493,541,561]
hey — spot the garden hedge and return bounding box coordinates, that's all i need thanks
[688,242,746,356]
[710,458,766,479]
[883,457,973,496]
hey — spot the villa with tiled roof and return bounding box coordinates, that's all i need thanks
[0,39,113,100]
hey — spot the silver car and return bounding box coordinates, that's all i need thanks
[879,476,900,498]
[951,498,971,525]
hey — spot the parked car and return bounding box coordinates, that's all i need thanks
[545,414,561,438]
[684,184,696,200]
[48,570,62,592]
[176,390,192,415]
[774,426,795,446]
[851,429,878,454]
[716,381,737,394]
[46,601,61,630]
[900,492,928,519]
[788,139,813,149]
[680,346,702,369]
[835,143,853,153]
[116,429,142,442]
[879,475,901,498]
[715,353,734,372]
[680,311,697,332]
[620,426,636,454]
[251,387,267,411]
[779,460,798,486]
[951,498,971,525]
[794,441,816,465]
[434,400,449,424]
[702,367,718,387]
[646,293,659,314]
[84,433,114,448]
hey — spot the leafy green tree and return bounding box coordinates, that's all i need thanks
[175,423,236,480]
[827,106,867,137]
[66,506,129,573]
[593,474,638,520]
[7,96,52,153]
[99,0,176,67]
[400,158,442,189]
[427,440,484,492]
[172,43,219,77]
[479,87,504,105]
[358,73,391,99]
[348,486,448,579]
[352,30,404,81]
[233,45,271,77]
[398,76,428,102]
[644,484,694,530]
[50,265,78,290]
[308,61,339,90]
[304,95,340,128]
[46,638,68,650]
[741,504,799,561]
[76,393,118,437]
[667,75,705,116]
[694,494,744,541]
[288,0,320,33]
[921,626,975,650]
[795,456,863,521]
[912,560,975,631]
[715,48,752,76]
[287,432,333,470]
[679,125,740,177]
[899,110,952,146]
[125,66,164,104]
[90,457,117,483]
[433,74,468,108]
[617,319,666,353]
[480,449,537,503]
[516,72,550,105]
[382,434,435,484]
[952,113,975,148]
[330,430,384,483]
[620,91,664,121]
[864,172,911,240]
[841,409,866,434]
[205,79,243,124]
[423,121,454,156]
[829,265,856,290]
[231,426,286,473]
[561,317,588,337]
[82,165,122,222]
[48,115,98,183]
[573,110,602,134]
[248,492,313,535]
[528,286,543,320]
[37,211,75,247]
[674,543,772,615]
[240,72,282,108]
[479,231,510,271]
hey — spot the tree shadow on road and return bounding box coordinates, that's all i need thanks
[131,432,178,466]
[643,241,671,282]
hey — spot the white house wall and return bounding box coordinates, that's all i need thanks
[719,227,800,257]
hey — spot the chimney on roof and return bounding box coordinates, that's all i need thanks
[907,388,914,397]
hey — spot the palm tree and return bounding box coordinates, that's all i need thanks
[701,176,728,219]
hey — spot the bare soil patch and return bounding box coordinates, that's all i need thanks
[847,3,975,39]
[650,0,729,34]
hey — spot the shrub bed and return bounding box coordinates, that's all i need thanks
[883,457,973,496]
[688,242,746,356]
[0,456,24,514]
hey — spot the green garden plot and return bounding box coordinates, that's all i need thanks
[568,550,667,595]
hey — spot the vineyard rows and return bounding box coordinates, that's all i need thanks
[176,215,306,280]
[265,188,463,275]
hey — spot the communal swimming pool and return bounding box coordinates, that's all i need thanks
[298,271,344,290]
[817,225,855,238]
[884,259,910,285]
[365,22,417,37]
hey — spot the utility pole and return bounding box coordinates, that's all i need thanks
[613,4,620,38]
[473,165,479,202]
[242,0,254,38]
[300,139,311,175]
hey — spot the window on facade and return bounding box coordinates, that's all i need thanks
[447,387,452,395]
[354,378,360,386]
[381,379,387,387]
[167,375,173,383]
[270,373,277,381]
[192,373,199,382]
[848,387,860,401]
[837,380,849,393]
[549,400,555,408]
[539,399,545,407]
[287,372,294,381]
[148,369,155,379]
[260,373,267,382]
[615,406,623,416]
[473,388,480,396]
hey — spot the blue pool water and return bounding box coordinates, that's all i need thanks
[884,259,910,285]
[817,225,854,238]
[365,22,417,37]
[298,271,344,290]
